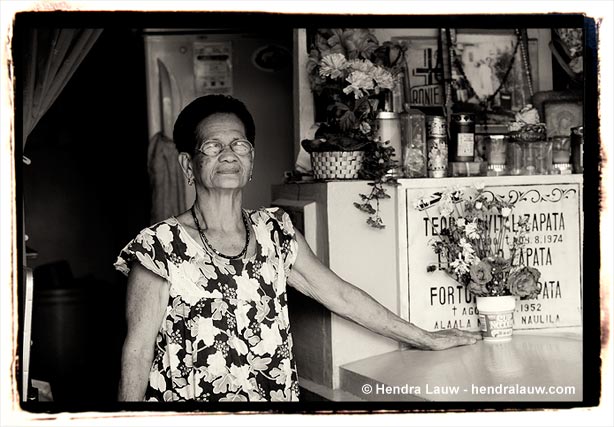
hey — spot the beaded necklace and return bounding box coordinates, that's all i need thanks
[191,204,250,260]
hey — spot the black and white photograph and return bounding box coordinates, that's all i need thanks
[0,1,611,426]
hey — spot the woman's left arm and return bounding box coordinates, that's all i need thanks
[287,230,481,351]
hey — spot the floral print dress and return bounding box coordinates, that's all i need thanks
[114,207,300,402]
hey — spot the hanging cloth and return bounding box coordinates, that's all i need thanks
[22,28,103,148]
[147,131,187,224]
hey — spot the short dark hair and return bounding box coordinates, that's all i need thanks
[173,95,256,154]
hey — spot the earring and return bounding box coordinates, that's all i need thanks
[188,176,194,185]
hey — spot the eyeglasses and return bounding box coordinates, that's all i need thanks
[196,139,254,157]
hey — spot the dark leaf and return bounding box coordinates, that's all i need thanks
[353,96,371,113]
[339,110,356,132]
[334,101,350,112]
[367,216,385,229]
[354,202,376,215]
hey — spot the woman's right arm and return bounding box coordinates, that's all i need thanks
[118,263,169,401]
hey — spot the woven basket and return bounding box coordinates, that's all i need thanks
[311,150,364,180]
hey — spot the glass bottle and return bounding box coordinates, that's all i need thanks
[449,113,475,162]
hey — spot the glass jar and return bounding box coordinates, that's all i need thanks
[400,110,427,178]
[376,111,402,176]
[449,113,475,162]
[522,141,553,175]
[486,135,508,176]
[551,135,571,163]
[507,140,524,176]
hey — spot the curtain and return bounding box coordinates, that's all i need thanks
[22,28,103,148]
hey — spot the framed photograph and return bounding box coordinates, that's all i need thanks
[544,100,583,138]
[454,30,539,109]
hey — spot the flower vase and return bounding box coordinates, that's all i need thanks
[476,295,517,342]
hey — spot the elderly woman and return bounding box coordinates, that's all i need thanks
[115,95,479,402]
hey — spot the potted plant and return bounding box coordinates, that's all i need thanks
[302,28,398,175]
[414,183,542,341]
[302,28,404,228]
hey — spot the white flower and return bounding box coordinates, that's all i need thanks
[229,335,247,356]
[465,220,480,240]
[450,255,470,275]
[347,58,375,73]
[149,370,167,392]
[475,201,483,210]
[252,322,283,356]
[253,217,274,256]
[343,70,374,99]
[359,121,371,134]
[156,223,174,253]
[185,259,215,283]
[457,218,466,227]
[235,302,251,332]
[458,238,477,264]
[136,230,156,252]
[269,359,291,385]
[206,351,228,378]
[166,264,211,305]
[318,53,348,79]
[474,182,485,191]
[459,238,474,254]
[260,261,276,285]
[229,363,252,392]
[192,317,218,346]
[235,270,261,301]
[501,207,511,217]
[371,66,394,90]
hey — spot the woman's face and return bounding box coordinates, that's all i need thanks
[193,113,254,190]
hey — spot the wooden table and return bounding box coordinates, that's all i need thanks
[339,331,582,402]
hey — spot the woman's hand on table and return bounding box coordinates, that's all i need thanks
[420,328,483,351]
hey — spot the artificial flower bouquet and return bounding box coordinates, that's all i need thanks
[415,183,542,299]
[304,28,402,150]
[303,29,406,229]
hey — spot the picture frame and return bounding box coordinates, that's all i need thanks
[453,30,539,110]
[395,30,539,111]
[544,99,583,138]
[532,90,583,137]
[393,35,444,108]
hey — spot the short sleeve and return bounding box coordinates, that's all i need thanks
[267,208,298,276]
[114,225,171,281]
